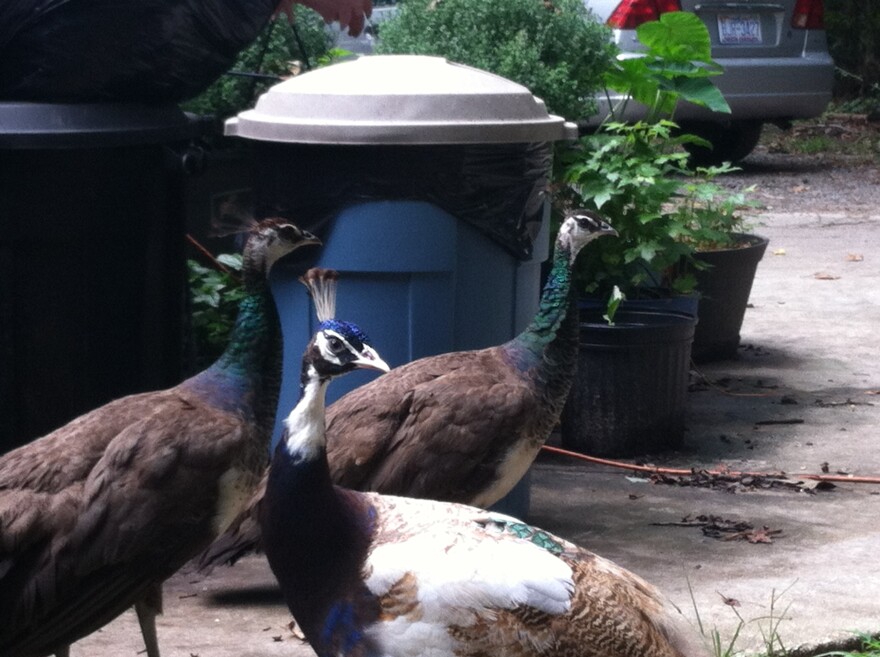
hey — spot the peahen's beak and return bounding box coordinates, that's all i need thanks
[299,229,322,247]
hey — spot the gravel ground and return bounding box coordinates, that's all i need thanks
[714,124,880,219]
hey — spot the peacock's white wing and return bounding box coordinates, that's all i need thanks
[360,494,574,657]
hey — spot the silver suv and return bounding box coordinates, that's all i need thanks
[331,0,834,163]
[583,0,835,162]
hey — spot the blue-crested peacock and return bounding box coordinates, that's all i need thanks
[260,269,701,657]
[0,218,319,657]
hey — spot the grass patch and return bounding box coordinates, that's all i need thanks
[818,635,880,657]
[688,580,880,657]
[759,108,880,163]
[787,135,836,155]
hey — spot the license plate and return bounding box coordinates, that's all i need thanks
[717,14,762,45]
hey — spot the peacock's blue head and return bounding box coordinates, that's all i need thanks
[305,320,390,381]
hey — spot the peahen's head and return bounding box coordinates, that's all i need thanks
[303,319,390,383]
[242,218,321,281]
[557,210,617,262]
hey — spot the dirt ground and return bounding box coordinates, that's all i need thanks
[719,117,880,216]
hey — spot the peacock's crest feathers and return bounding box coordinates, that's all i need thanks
[300,268,339,323]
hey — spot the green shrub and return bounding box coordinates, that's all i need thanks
[554,12,749,303]
[825,1,880,100]
[182,9,333,120]
[187,254,246,368]
[375,0,614,121]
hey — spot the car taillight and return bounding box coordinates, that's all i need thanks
[606,0,682,29]
[792,0,824,29]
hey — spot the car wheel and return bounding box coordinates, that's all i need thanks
[680,120,764,167]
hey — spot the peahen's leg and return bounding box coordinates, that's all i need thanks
[135,583,164,657]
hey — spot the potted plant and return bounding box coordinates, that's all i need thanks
[673,165,769,361]
[554,119,703,457]
[553,11,765,456]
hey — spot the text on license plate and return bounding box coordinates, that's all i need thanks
[717,14,762,45]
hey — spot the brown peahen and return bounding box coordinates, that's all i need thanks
[259,270,701,657]
[0,218,319,657]
[200,209,617,568]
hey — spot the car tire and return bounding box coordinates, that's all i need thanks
[680,120,763,167]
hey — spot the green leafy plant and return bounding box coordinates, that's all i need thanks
[673,163,758,251]
[554,11,754,308]
[602,11,729,123]
[187,254,245,368]
[375,0,615,121]
[556,119,702,298]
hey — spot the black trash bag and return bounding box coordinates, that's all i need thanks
[0,0,278,103]
[250,141,553,260]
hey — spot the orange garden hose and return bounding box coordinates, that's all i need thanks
[540,444,880,485]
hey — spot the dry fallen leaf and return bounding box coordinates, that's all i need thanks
[814,272,841,280]
[846,253,864,262]
[745,527,779,544]
[717,592,741,607]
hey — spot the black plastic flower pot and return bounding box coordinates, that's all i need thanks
[691,234,769,362]
[560,304,697,457]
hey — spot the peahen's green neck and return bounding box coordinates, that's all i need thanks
[184,266,283,436]
[512,241,576,356]
[505,239,579,417]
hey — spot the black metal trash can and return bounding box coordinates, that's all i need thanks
[0,102,203,452]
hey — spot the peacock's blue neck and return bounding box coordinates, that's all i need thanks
[183,284,282,435]
[262,377,380,657]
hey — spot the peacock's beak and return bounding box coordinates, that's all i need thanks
[353,345,390,373]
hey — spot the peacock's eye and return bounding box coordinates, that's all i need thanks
[326,334,344,353]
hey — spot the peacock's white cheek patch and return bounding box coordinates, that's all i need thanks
[315,332,346,367]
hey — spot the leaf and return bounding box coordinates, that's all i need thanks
[814,272,841,280]
[636,12,714,64]
[216,253,244,270]
[717,592,741,607]
[603,285,626,324]
[745,527,779,544]
[664,76,730,114]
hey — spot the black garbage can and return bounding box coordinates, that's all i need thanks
[0,102,203,452]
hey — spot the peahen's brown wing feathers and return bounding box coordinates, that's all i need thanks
[0,392,178,493]
[326,346,541,506]
[0,388,264,657]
